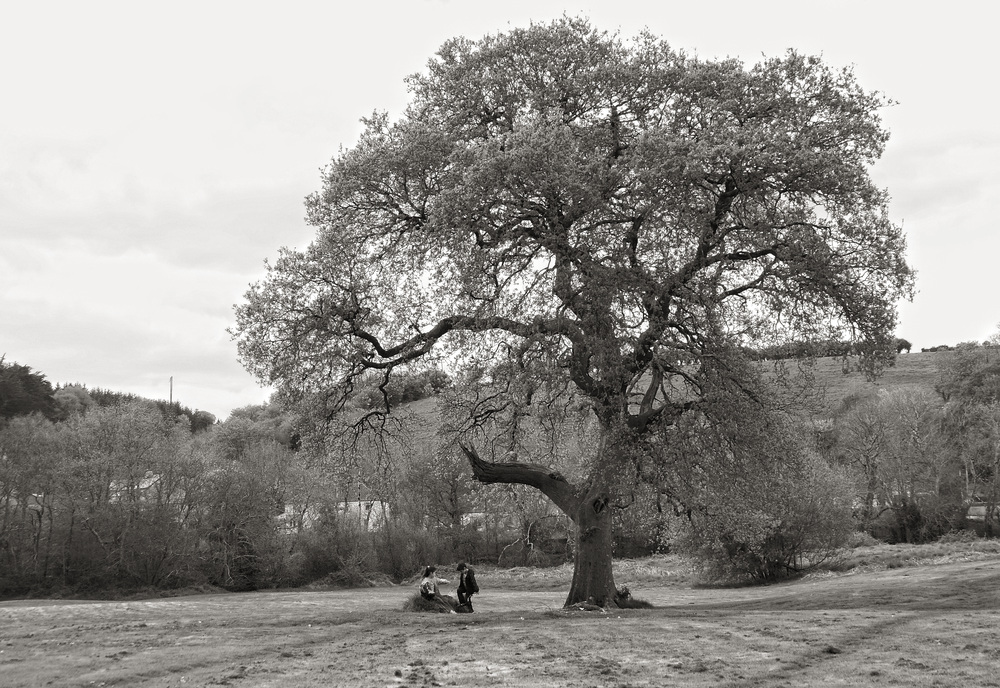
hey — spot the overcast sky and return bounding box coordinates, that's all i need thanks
[2,1,996,420]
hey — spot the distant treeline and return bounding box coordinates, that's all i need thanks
[742,338,915,361]
[744,339,1000,361]
[0,358,574,599]
[0,356,215,432]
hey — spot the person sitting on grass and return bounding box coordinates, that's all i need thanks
[419,566,456,613]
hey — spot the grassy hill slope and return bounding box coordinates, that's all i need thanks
[794,350,947,416]
[394,351,951,432]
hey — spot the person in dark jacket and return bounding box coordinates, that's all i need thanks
[456,562,479,611]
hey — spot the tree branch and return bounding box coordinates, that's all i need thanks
[354,314,585,365]
[459,443,582,520]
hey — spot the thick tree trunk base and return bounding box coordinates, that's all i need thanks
[564,489,618,608]
[459,443,621,608]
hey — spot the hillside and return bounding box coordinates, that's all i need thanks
[783,350,947,417]
[395,351,949,430]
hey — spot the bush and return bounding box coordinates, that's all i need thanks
[295,516,473,584]
[846,530,882,548]
[680,455,855,583]
[373,525,445,581]
[865,497,963,544]
[296,515,378,582]
[936,529,983,544]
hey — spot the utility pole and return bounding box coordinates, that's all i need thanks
[169,376,173,405]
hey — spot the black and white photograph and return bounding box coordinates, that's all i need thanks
[2,1,998,686]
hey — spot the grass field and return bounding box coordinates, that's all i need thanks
[0,353,965,687]
[2,543,999,688]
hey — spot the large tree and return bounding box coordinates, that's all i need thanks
[233,18,914,606]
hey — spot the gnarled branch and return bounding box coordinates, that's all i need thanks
[459,443,582,521]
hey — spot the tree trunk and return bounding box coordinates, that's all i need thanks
[565,481,616,607]
[460,444,619,608]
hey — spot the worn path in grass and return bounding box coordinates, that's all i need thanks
[2,557,999,687]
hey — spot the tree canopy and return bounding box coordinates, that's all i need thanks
[0,357,56,421]
[233,18,914,605]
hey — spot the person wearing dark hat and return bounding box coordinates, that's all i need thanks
[456,562,479,611]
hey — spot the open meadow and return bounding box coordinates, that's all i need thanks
[2,545,999,688]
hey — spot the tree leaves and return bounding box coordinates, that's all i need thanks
[233,17,914,433]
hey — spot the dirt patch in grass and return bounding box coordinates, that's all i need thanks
[2,553,1000,687]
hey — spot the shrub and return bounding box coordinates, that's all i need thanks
[936,529,982,544]
[296,514,378,582]
[373,525,445,581]
[846,530,882,548]
[680,454,855,583]
[865,497,962,544]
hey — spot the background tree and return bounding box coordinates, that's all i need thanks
[0,414,64,589]
[832,391,890,528]
[233,18,914,606]
[52,384,94,420]
[936,337,1000,534]
[0,357,56,420]
[56,401,196,587]
[937,341,1000,404]
[831,388,960,542]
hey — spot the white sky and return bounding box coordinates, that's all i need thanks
[2,0,997,420]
